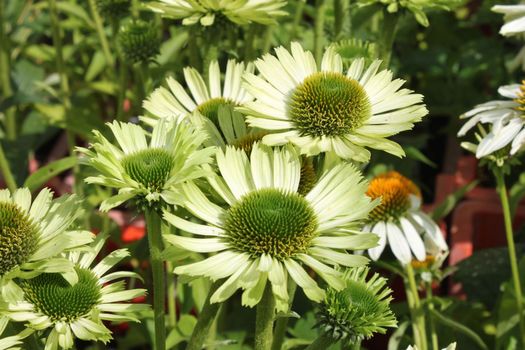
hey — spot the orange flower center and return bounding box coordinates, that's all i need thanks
[366,171,421,224]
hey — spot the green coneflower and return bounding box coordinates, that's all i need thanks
[163,143,378,311]
[78,120,215,212]
[3,235,149,350]
[142,59,254,128]
[147,0,287,27]
[329,39,378,69]
[0,188,94,302]
[316,267,396,345]
[240,42,428,162]
[117,20,160,64]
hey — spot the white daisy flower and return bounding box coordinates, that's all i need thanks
[141,60,254,127]
[78,120,215,211]
[240,42,428,162]
[492,4,525,37]
[3,235,149,350]
[163,144,379,311]
[148,0,287,27]
[458,82,525,158]
[363,171,448,265]
[0,188,94,302]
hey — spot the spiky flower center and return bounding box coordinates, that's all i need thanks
[298,157,317,196]
[319,274,395,341]
[231,132,267,154]
[118,20,160,63]
[197,98,237,127]
[289,72,371,137]
[514,80,525,112]
[122,148,175,191]
[223,188,318,259]
[0,202,38,275]
[366,171,421,224]
[21,268,101,322]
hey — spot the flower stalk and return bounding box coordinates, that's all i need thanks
[426,283,439,350]
[87,0,115,67]
[271,281,297,350]
[379,9,399,67]
[314,0,327,63]
[494,169,525,347]
[0,0,15,141]
[0,142,16,192]
[254,284,276,350]
[186,281,222,350]
[145,208,167,350]
[405,263,427,350]
[47,0,83,197]
[305,333,336,350]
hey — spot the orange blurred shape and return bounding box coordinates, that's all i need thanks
[121,225,146,243]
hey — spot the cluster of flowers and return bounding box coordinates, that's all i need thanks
[459,4,525,161]
[83,42,447,345]
[0,188,149,349]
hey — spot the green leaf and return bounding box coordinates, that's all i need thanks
[23,157,77,191]
[387,320,410,350]
[405,146,437,167]
[430,180,478,220]
[85,51,107,82]
[429,308,489,350]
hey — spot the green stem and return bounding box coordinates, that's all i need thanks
[333,0,346,40]
[112,20,128,122]
[271,281,297,350]
[254,284,276,350]
[290,1,305,40]
[166,260,177,330]
[351,339,362,350]
[425,284,439,350]
[186,280,222,350]
[244,25,257,61]
[314,0,327,64]
[405,263,427,350]
[187,29,201,70]
[0,142,17,192]
[262,26,274,54]
[379,9,399,68]
[304,333,336,350]
[494,169,525,347]
[0,0,15,140]
[87,0,114,67]
[145,209,167,350]
[48,0,84,198]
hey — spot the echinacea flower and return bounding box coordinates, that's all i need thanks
[78,120,215,211]
[458,82,525,158]
[163,144,379,311]
[363,171,448,265]
[492,4,525,37]
[148,0,287,27]
[0,188,94,302]
[240,43,428,162]
[316,267,396,344]
[142,60,254,128]
[2,235,149,350]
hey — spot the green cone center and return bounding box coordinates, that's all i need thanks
[0,202,38,276]
[223,188,318,259]
[197,98,236,127]
[22,267,101,322]
[289,72,371,137]
[122,148,175,191]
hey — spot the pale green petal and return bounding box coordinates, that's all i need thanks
[164,235,228,253]
[312,234,379,250]
[283,259,325,302]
